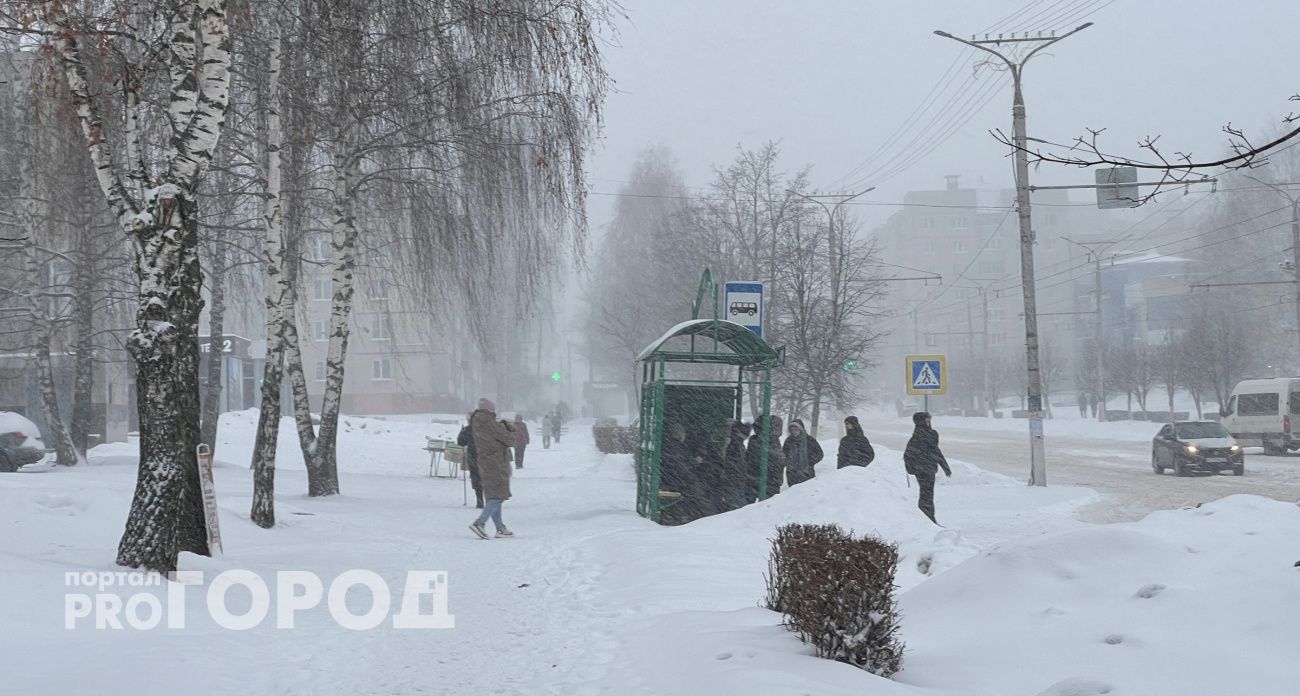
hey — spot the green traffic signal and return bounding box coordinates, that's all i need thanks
[550,371,562,383]
[842,359,857,373]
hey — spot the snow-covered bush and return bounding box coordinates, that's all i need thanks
[764,523,905,677]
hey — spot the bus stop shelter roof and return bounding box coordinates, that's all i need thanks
[636,319,778,367]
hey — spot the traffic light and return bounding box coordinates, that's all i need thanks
[550,371,562,383]
[842,359,857,373]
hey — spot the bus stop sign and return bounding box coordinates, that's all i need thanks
[724,281,764,338]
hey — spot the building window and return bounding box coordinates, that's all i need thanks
[921,217,934,229]
[988,237,1001,250]
[372,358,392,381]
[979,260,1002,274]
[371,316,390,341]
[314,361,327,382]
[952,216,968,229]
[312,235,331,262]
[925,241,937,254]
[312,319,329,342]
[314,275,332,301]
[370,279,389,301]
[953,240,966,253]
[925,333,937,347]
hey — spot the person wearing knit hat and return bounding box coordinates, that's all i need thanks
[478,397,496,413]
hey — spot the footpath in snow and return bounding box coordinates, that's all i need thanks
[2,410,1297,696]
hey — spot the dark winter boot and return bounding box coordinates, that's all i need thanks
[475,490,484,509]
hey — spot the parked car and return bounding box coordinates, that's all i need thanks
[1152,421,1244,477]
[1219,378,1300,455]
[0,412,50,472]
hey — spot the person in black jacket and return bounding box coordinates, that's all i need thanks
[456,412,484,508]
[903,411,952,524]
[659,423,696,525]
[744,415,785,502]
[720,420,751,511]
[782,419,823,486]
[685,426,721,519]
[837,416,875,468]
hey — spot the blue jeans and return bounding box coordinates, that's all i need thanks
[475,499,505,530]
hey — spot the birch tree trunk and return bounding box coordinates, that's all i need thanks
[23,240,78,467]
[251,25,285,528]
[69,222,97,453]
[52,0,232,572]
[307,148,360,497]
[12,76,78,467]
[298,12,363,498]
[200,241,227,453]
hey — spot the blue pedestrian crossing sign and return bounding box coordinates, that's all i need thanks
[906,354,947,396]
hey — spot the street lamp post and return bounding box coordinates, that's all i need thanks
[933,23,1093,487]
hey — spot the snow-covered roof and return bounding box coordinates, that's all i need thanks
[636,319,777,365]
[1112,251,1190,266]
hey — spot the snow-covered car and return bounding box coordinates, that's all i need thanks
[1152,421,1244,477]
[0,412,50,472]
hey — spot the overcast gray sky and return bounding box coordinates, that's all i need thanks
[586,0,1300,231]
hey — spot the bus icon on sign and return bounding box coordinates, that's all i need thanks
[729,301,758,317]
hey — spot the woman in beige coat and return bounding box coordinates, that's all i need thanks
[469,398,517,539]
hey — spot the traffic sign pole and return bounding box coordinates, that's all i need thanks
[906,354,947,416]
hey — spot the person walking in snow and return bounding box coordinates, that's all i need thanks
[548,411,563,444]
[837,415,875,468]
[1088,392,1099,418]
[782,419,823,487]
[745,414,785,501]
[457,413,483,508]
[903,411,952,525]
[513,414,530,469]
[469,398,517,539]
[1077,391,1089,418]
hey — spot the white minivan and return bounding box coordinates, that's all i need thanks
[1219,378,1300,455]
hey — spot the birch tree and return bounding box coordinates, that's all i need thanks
[0,47,79,465]
[250,16,284,528]
[271,0,610,498]
[11,0,234,571]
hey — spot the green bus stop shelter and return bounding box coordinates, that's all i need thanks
[634,318,780,523]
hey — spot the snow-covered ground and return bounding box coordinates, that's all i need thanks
[2,410,1298,695]
[860,412,1300,523]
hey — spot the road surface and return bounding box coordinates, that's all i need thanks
[859,414,1300,522]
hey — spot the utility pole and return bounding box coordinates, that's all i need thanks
[791,188,876,311]
[980,286,992,416]
[934,23,1093,487]
[1065,238,1121,422]
[1242,176,1300,362]
[955,280,998,415]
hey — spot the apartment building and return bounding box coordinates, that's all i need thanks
[871,175,1124,406]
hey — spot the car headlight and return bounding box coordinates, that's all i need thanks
[1185,445,1199,454]
[1230,444,1240,452]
